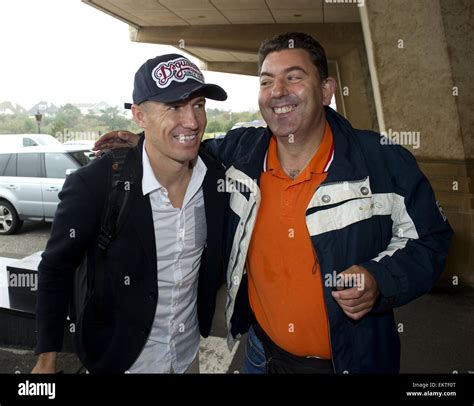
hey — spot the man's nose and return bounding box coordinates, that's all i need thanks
[271,78,288,99]
[181,106,199,129]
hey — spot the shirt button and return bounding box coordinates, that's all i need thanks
[360,186,370,196]
[322,194,331,203]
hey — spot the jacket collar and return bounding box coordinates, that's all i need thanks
[323,107,369,184]
[228,107,369,185]
[227,127,272,186]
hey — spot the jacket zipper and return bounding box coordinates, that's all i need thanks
[305,178,340,373]
[313,247,337,373]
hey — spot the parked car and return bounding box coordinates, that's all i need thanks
[63,140,96,149]
[63,140,96,159]
[0,145,93,235]
[0,133,63,148]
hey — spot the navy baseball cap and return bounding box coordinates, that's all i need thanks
[124,53,227,109]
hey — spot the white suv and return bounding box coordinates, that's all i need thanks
[0,145,93,234]
[0,133,63,148]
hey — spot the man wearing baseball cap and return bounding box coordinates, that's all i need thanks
[33,54,227,374]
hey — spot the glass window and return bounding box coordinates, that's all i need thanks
[0,154,11,176]
[17,153,41,177]
[45,153,78,179]
[23,138,38,147]
[67,150,93,167]
[3,154,17,177]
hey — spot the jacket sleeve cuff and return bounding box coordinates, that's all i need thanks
[360,260,399,313]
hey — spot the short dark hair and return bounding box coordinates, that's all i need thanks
[258,32,328,80]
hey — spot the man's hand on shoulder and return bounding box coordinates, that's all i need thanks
[331,265,380,321]
[31,352,58,374]
[93,131,140,155]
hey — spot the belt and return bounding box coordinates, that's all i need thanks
[252,320,334,374]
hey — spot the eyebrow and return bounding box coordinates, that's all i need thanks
[260,66,309,77]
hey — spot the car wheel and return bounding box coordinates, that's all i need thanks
[0,201,23,235]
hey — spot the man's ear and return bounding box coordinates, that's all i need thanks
[322,77,337,106]
[131,104,147,128]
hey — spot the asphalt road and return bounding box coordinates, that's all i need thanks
[0,221,51,259]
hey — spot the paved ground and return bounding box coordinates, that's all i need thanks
[0,221,473,374]
[0,221,52,259]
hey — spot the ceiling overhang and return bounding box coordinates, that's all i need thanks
[82,0,361,75]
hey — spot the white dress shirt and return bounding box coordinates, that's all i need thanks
[127,141,207,373]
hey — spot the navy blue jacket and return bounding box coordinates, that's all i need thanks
[36,136,225,373]
[204,107,453,373]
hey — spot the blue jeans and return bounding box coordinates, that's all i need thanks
[243,325,267,374]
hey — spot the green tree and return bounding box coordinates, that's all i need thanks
[49,119,66,140]
[99,107,134,131]
[206,119,224,133]
[0,114,36,134]
[55,104,82,129]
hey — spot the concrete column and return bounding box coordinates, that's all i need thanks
[361,0,473,286]
[337,47,378,131]
[439,0,474,161]
[360,0,465,160]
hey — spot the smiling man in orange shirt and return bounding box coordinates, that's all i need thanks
[223,33,450,373]
[95,33,452,374]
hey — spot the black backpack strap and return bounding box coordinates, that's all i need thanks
[93,147,139,324]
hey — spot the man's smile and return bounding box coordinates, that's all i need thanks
[272,104,298,115]
[173,133,199,143]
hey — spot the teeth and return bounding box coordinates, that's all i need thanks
[176,134,197,143]
[273,105,296,114]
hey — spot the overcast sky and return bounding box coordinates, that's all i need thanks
[0,0,260,112]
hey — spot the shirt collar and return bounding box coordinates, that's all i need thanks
[266,121,334,179]
[141,140,207,196]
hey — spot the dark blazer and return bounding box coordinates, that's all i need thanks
[35,136,225,373]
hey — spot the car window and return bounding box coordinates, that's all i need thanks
[0,154,11,176]
[3,154,17,176]
[23,138,38,147]
[45,152,78,179]
[17,153,41,177]
[67,150,93,167]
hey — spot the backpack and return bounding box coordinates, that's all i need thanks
[69,147,139,328]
